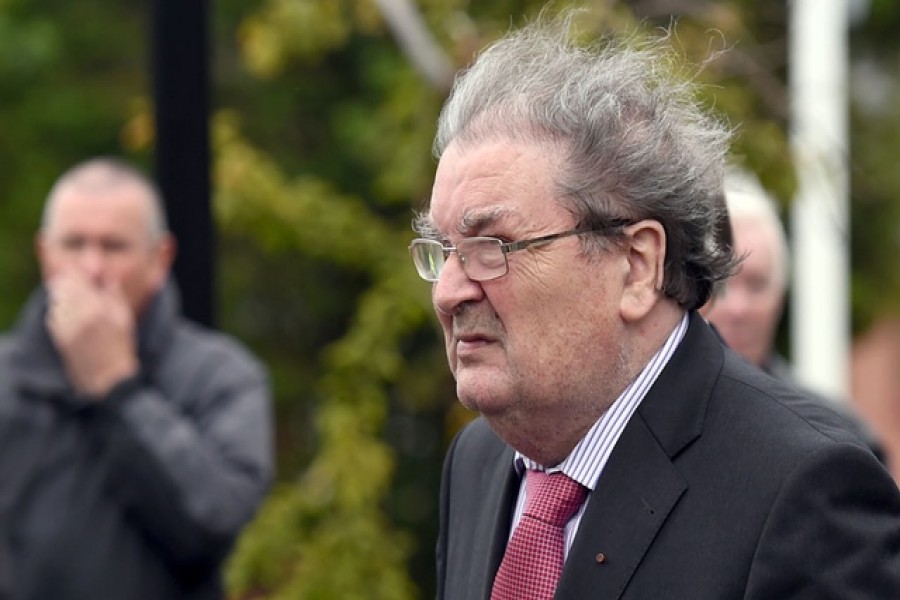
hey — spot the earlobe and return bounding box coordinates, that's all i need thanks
[34,233,52,281]
[34,233,45,262]
[161,234,177,270]
[619,220,666,322]
[151,234,177,289]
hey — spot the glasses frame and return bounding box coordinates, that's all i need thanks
[409,219,633,283]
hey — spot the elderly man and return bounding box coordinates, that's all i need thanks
[409,13,900,600]
[0,158,273,599]
[701,169,793,377]
[702,169,884,461]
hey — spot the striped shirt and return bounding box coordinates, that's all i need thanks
[509,312,689,556]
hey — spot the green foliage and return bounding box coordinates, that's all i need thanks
[0,0,148,327]
[211,7,443,589]
[214,114,434,597]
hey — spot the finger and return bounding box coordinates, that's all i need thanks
[101,277,123,297]
[46,271,83,302]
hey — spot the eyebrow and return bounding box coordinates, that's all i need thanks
[417,205,519,241]
[456,206,515,235]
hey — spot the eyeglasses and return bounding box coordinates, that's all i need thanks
[408,219,633,282]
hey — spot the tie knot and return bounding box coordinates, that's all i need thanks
[524,470,587,528]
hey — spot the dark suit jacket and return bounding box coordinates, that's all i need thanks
[762,351,886,463]
[436,312,900,599]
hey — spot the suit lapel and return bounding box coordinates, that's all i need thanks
[556,313,723,599]
[555,416,687,598]
[444,420,520,600]
[479,456,520,599]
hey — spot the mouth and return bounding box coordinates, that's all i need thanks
[456,329,498,342]
[454,331,498,356]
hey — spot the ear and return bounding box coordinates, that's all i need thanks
[150,233,177,289]
[34,232,52,282]
[34,232,45,262]
[619,219,666,322]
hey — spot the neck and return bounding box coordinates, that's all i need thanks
[491,415,595,467]
[490,304,687,467]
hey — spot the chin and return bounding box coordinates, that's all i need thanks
[457,387,512,417]
[455,364,515,409]
[456,394,481,413]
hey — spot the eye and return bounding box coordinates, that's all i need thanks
[59,236,86,251]
[476,230,512,244]
[101,239,130,254]
[744,274,771,295]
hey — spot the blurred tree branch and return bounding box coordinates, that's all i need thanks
[372,0,454,91]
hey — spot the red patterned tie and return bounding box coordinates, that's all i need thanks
[491,469,588,600]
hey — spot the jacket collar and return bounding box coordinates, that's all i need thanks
[636,310,722,457]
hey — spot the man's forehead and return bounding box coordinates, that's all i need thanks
[56,176,152,208]
[62,174,150,199]
[46,184,155,234]
[428,138,560,228]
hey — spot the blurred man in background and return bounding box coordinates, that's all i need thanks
[701,169,789,375]
[0,157,273,599]
[702,168,884,462]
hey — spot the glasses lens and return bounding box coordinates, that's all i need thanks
[458,238,507,281]
[410,240,444,281]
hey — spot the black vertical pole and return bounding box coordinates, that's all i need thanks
[151,0,215,327]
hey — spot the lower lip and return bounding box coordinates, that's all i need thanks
[457,339,492,355]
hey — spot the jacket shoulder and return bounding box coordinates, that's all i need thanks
[717,352,873,456]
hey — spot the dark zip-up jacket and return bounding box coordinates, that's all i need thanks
[0,283,273,599]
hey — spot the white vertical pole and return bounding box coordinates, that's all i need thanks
[789,0,850,400]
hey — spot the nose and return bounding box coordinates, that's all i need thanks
[718,286,753,319]
[433,252,485,316]
[75,244,107,282]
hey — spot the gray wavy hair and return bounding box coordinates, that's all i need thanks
[431,11,738,309]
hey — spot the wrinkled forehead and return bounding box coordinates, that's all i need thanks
[45,178,161,237]
[427,138,563,236]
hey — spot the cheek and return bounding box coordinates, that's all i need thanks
[761,292,784,315]
[499,275,606,357]
[439,316,455,348]
[40,255,63,279]
[714,293,750,319]
[738,292,779,324]
[102,261,135,288]
[39,249,71,276]
[434,311,458,369]
[117,257,163,296]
